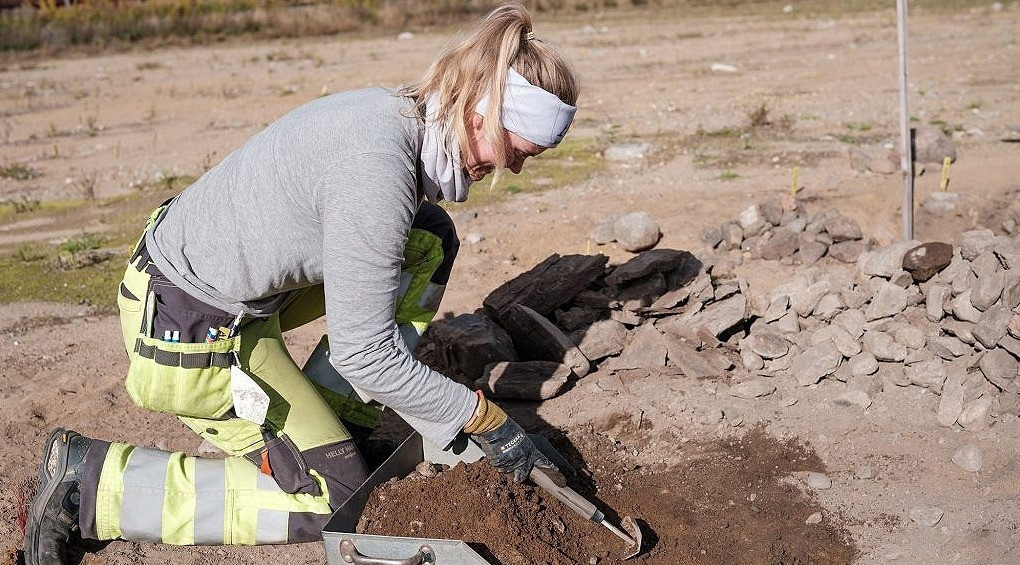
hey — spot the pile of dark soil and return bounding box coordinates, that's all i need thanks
[358,423,856,564]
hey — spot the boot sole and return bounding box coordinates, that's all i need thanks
[26,428,71,565]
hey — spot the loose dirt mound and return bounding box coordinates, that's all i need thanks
[358,423,855,564]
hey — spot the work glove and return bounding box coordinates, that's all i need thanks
[464,390,560,483]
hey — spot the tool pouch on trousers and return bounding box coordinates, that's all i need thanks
[118,237,243,420]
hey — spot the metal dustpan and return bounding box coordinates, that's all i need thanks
[322,433,492,565]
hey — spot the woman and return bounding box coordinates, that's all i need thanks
[26,3,578,562]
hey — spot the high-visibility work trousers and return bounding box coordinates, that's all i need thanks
[77,202,459,546]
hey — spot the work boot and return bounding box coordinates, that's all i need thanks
[25,428,91,565]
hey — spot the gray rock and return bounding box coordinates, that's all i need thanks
[959,229,997,261]
[749,330,791,359]
[834,389,873,410]
[606,248,696,288]
[922,191,963,215]
[927,335,972,359]
[484,254,609,321]
[908,359,948,392]
[729,379,777,399]
[909,507,944,528]
[813,294,845,320]
[603,324,667,371]
[576,319,630,361]
[952,291,983,323]
[973,305,1012,348]
[902,242,954,282]
[476,361,573,400]
[665,337,722,379]
[613,212,661,252]
[774,310,800,334]
[834,309,867,339]
[979,348,1018,391]
[740,345,765,371]
[604,142,651,161]
[959,397,993,431]
[590,214,623,244]
[813,325,862,358]
[998,335,1020,359]
[421,313,517,381]
[1002,271,1020,310]
[762,295,790,323]
[893,326,927,350]
[865,282,908,321]
[614,274,668,310]
[951,445,983,472]
[855,466,875,480]
[880,362,912,387]
[943,320,976,344]
[759,229,800,261]
[790,340,843,386]
[841,288,869,310]
[721,222,744,250]
[890,270,914,288]
[925,283,950,322]
[503,304,591,378]
[823,214,862,242]
[738,205,763,231]
[760,196,784,226]
[849,352,879,376]
[828,240,868,263]
[971,270,1005,311]
[993,239,1020,270]
[787,216,808,233]
[806,472,832,490]
[796,241,828,265]
[792,282,831,317]
[684,293,748,337]
[701,225,723,248]
[864,331,907,362]
[859,240,921,278]
[912,126,957,164]
[937,369,967,426]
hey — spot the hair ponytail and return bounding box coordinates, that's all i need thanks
[401,3,579,169]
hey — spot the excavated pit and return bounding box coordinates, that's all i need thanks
[357,423,856,564]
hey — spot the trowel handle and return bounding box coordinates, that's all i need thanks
[530,468,598,521]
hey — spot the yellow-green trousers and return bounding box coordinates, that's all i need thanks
[76,202,459,545]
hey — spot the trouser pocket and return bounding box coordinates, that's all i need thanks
[124,270,242,419]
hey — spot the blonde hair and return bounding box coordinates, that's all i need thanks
[401,3,579,169]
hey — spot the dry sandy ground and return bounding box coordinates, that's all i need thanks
[2,3,1019,564]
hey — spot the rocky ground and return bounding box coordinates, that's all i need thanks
[2,2,1019,564]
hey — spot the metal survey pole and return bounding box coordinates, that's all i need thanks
[897,0,913,241]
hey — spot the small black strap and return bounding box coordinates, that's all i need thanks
[134,339,233,369]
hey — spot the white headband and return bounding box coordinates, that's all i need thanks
[474,67,576,148]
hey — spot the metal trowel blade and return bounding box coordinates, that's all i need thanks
[620,516,644,560]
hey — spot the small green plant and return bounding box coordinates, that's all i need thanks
[136,61,162,71]
[12,197,41,214]
[844,122,873,132]
[77,171,98,200]
[0,163,39,180]
[505,184,522,194]
[720,171,740,181]
[59,232,105,255]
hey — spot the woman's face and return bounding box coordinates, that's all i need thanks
[462,114,546,181]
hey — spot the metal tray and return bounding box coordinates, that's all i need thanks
[322,433,492,565]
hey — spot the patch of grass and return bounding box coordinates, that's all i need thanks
[928,119,964,135]
[844,122,873,132]
[456,135,604,209]
[0,163,39,180]
[58,232,105,255]
[719,170,741,181]
[0,252,124,311]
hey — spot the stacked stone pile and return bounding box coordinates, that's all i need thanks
[417,202,1020,431]
[699,194,871,271]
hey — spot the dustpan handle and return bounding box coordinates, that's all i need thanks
[339,538,435,565]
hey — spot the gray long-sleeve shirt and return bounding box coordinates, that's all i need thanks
[145,87,476,447]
